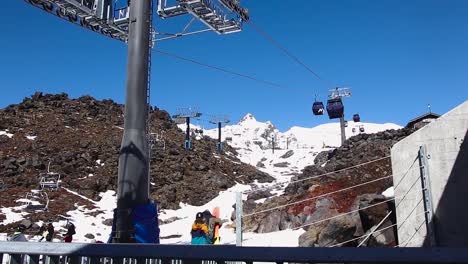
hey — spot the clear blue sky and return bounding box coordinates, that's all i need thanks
[2,0,467,131]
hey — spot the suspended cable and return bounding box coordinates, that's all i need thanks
[243,156,391,194]
[330,210,429,248]
[242,175,393,217]
[288,189,424,231]
[246,20,330,87]
[153,49,289,89]
[395,220,427,248]
[331,193,427,247]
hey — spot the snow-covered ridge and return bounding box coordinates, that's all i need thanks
[179,113,401,181]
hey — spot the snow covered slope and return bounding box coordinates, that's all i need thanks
[179,114,401,180]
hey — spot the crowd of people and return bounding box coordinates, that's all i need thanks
[8,221,75,243]
[7,209,225,245]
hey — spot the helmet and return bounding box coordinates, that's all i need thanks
[17,224,26,232]
[196,212,203,220]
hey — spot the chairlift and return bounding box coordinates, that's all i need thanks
[352,127,356,133]
[353,114,361,123]
[22,191,49,212]
[326,98,344,119]
[39,172,60,190]
[359,125,365,133]
[149,133,166,152]
[39,162,61,190]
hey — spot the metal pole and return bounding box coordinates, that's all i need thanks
[272,136,275,154]
[418,145,437,246]
[185,117,191,150]
[236,192,243,246]
[339,116,346,145]
[218,122,221,144]
[186,117,190,142]
[114,0,151,243]
[217,121,222,152]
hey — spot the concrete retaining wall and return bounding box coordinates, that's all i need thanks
[391,101,468,247]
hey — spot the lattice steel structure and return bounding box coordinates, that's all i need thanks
[24,0,249,43]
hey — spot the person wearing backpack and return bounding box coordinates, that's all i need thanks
[190,210,224,245]
[63,222,76,243]
[8,224,28,242]
[45,222,54,242]
[191,212,210,245]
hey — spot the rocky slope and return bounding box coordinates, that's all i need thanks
[239,127,415,247]
[0,93,273,232]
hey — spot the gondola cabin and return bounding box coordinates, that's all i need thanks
[359,125,365,133]
[326,98,344,119]
[353,114,361,123]
[312,101,325,115]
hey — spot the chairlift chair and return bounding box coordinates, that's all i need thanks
[359,125,365,133]
[344,121,348,127]
[353,114,361,123]
[39,172,61,190]
[312,101,325,116]
[326,98,344,119]
[23,191,49,212]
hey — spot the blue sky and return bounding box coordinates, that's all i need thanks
[1,0,467,131]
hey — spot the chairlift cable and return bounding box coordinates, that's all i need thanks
[246,20,331,87]
[153,49,289,89]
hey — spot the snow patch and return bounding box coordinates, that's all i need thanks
[0,130,13,138]
[26,135,37,140]
[0,207,29,225]
[382,187,394,198]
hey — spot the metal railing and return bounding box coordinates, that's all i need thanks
[2,242,468,264]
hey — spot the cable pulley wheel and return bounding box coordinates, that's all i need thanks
[67,13,78,22]
[56,7,66,18]
[42,2,53,12]
[80,17,88,27]
[28,0,41,6]
[90,24,100,32]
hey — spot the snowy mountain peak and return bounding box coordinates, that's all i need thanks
[238,113,257,124]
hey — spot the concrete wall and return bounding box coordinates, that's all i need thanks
[391,100,468,247]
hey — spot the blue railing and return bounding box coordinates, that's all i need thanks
[1,242,468,264]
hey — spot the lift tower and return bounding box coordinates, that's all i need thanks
[20,0,250,243]
[113,0,153,243]
[326,87,351,145]
[173,107,202,150]
[209,115,230,152]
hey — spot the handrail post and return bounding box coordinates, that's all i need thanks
[236,192,243,247]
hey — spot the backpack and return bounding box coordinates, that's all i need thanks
[201,210,213,224]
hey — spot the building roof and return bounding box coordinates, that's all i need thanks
[406,112,441,128]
